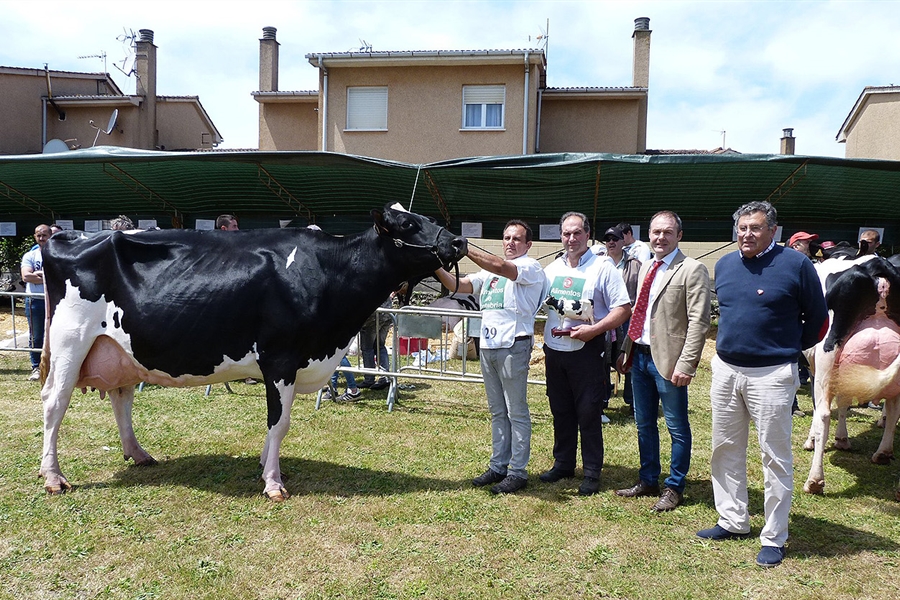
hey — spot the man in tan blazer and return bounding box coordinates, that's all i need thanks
[615,210,711,511]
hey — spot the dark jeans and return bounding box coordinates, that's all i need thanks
[544,336,609,479]
[630,348,692,493]
[25,297,45,370]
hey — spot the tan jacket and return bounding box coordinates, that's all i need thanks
[622,249,711,379]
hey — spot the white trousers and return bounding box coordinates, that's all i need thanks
[709,355,799,548]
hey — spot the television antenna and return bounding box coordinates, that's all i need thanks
[358,39,373,52]
[712,129,726,148]
[114,28,138,77]
[529,18,549,58]
[78,51,107,73]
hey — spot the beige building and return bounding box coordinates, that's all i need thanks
[837,85,900,160]
[0,29,222,155]
[253,19,652,162]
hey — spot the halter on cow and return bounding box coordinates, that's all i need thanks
[38,203,466,500]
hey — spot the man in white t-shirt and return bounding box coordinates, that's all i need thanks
[435,220,546,494]
[618,222,652,263]
[21,224,51,381]
[541,212,631,496]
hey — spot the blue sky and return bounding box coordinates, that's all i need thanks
[3,0,899,156]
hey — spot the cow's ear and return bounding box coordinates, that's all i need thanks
[371,208,390,235]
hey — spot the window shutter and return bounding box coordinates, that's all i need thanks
[347,87,388,130]
[463,85,505,105]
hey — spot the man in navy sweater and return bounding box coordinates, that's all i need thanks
[697,201,826,569]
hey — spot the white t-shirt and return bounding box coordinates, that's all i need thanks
[468,254,546,349]
[21,246,43,295]
[625,240,652,263]
[543,250,631,352]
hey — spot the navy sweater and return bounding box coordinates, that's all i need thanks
[715,245,827,367]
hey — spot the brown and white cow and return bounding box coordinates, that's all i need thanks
[803,256,900,500]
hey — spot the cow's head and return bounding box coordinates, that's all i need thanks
[372,203,467,271]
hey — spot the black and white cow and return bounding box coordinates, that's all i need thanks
[803,255,900,500]
[38,204,466,501]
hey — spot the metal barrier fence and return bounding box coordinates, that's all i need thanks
[316,305,547,412]
[1,293,548,411]
[0,291,40,353]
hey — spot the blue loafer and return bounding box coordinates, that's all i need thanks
[696,524,751,540]
[756,546,785,568]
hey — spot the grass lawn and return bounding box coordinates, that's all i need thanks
[1,339,899,600]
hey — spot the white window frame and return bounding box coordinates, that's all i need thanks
[346,86,388,131]
[462,85,505,130]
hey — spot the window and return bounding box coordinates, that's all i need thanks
[347,87,388,130]
[462,85,505,129]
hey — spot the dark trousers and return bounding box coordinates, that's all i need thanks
[544,337,609,479]
[25,297,45,370]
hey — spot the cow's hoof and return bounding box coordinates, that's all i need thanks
[803,438,815,451]
[872,452,893,465]
[834,437,851,450]
[44,480,73,495]
[264,487,290,502]
[803,479,825,494]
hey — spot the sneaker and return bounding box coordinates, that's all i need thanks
[601,414,610,424]
[472,469,506,487]
[491,475,527,494]
[321,387,333,400]
[370,377,390,391]
[335,389,361,403]
[28,368,40,382]
[696,524,751,540]
[244,377,258,385]
[868,401,882,410]
[756,546,785,568]
[357,380,374,389]
[792,409,805,417]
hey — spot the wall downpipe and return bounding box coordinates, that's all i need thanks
[319,56,328,152]
[522,51,530,155]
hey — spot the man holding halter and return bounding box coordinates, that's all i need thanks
[435,220,546,494]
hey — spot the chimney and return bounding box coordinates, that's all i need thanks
[259,26,279,92]
[135,29,158,149]
[780,128,795,155]
[632,17,651,88]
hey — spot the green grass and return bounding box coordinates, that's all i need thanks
[1,347,899,600]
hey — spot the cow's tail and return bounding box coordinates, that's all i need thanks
[38,287,51,385]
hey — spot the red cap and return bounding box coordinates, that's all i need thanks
[819,240,836,250]
[788,231,819,247]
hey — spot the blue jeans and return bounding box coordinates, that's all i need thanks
[25,297,45,370]
[630,349,692,493]
[330,356,357,389]
[360,314,391,384]
[481,339,532,480]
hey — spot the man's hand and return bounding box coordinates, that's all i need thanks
[671,369,693,387]
[615,353,631,374]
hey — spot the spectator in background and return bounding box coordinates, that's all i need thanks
[618,223,652,263]
[110,215,134,231]
[49,224,63,235]
[216,214,239,231]
[859,229,881,255]
[21,224,51,381]
[322,356,361,402]
[602,225,642,418]
[787,231,820,262]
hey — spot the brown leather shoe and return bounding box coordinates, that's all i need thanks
[615,481,660,498]
[652,487,682,512]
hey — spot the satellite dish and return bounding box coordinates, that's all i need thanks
[91,109,119,147]
[42,139,70,154]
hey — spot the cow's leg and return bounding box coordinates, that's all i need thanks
[259,378,296,502]
[40,332,95,494]
[834,405,851,450]
[872,396,900,465]
[804,356,832,494]
[108,386,156,466]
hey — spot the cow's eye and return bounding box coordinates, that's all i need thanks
[401,220,415,231]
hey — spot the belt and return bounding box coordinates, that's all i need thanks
[515,335,532,342]
[634,343,652,355]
